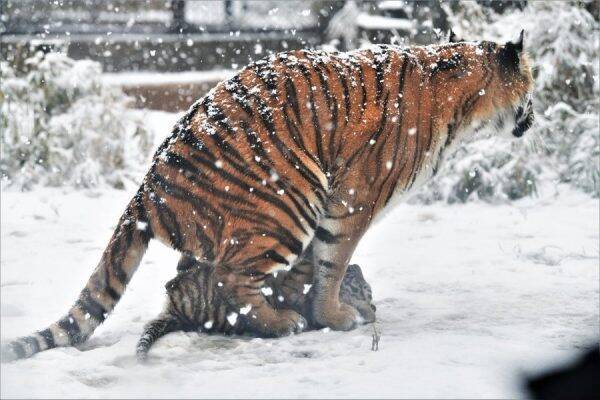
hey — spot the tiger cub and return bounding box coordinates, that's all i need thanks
[3,31,534,361]
[136,259,375,360]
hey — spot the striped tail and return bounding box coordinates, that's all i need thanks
[135,316,179,362]
[1,192,152,362]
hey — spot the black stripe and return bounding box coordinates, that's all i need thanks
[194,223,216,261]
[77,288,108,322]
[285,76,302,123]
[199,98,247,164]
[297,63,325,167]
[373,48,388,102]
[202,96,238,136]
[22,336,40,354]
[319,260,336,269]
[330,60,351,127]
[105,285,121,302]
[283,107,310,157]
[314,64,333,112]
[224,75,254,116]
[134,189,154,240]
[58,314,82,344]
[111,235,130,285]
[252,59,278,95]
[242,249,289,267]
[148,188,184,250]
[430,53,462,75]
[177,124,206,153]
[38,328,56,349]
[314,64,340,165]
[252,228,304,257]
[512,106,534,137]
[315,226,342,244]
[394,54,410,112]
[287,184,318,220]
[355,61,367,113]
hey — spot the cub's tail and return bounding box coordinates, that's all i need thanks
[1,191,152,362]
[135,315,180,362]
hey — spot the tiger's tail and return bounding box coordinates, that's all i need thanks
[1,191,152,362]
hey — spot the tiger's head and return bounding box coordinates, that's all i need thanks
[424,30,534,142]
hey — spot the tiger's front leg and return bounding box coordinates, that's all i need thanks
[310,206,371,331]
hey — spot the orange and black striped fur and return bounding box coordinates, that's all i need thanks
[2,32,533,361]
[136,260,375,360]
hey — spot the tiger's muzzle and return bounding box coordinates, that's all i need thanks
[512,97,534,138]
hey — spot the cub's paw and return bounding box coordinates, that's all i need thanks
[354,303,377,324]
[340,264,376,324]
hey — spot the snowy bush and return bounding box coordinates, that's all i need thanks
[0,51,152,190]
[414,1,599,203]
[418,138,542,204]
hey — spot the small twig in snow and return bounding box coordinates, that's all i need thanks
[371,323,380,351]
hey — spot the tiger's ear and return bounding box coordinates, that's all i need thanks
[498,30,525,71]
[507,29,525,53]
[448,29,461,43]
[507,29,525,52]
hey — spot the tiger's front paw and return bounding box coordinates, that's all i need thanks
[314,302,360,331]
[251,309,307,338]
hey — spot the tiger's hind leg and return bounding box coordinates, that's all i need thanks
[136,314,180,362]
[214,264,307,337]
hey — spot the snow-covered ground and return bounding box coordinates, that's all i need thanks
[1,112,598,398]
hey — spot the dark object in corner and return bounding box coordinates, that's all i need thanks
[526,345,600,400]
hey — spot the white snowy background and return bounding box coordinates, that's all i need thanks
[1,1,598,398]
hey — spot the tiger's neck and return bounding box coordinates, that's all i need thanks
[326,46,461,219]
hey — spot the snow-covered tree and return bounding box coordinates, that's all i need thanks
[0,50,153,190]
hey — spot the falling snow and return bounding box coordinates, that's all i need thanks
[1,1,597,398]
[226,312,238,326]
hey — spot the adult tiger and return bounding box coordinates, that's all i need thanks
[2,31,534,361]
